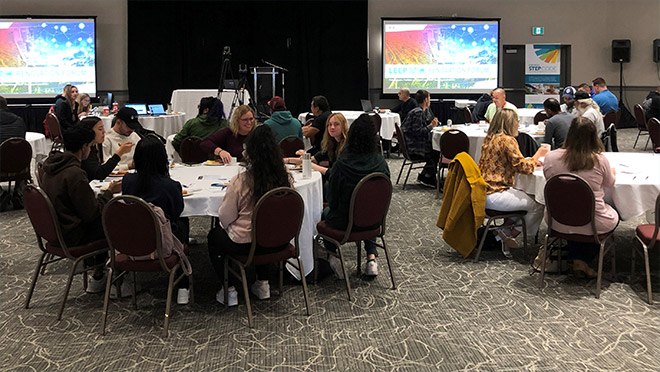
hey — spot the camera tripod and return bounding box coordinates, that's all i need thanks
[217,46,256,119]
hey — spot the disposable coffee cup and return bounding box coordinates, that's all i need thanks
[540,143,551,151]
[230,157,238,165]
[479,120,486,125]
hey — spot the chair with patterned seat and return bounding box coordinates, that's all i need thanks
[631,194,660,304]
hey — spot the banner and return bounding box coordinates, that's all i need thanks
[525,44,561,108]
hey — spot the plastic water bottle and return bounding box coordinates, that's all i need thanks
[302,153,312,179]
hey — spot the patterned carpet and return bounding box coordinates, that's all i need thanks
[1,128,658,371]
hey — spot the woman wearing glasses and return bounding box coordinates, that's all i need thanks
[201,105,256,163]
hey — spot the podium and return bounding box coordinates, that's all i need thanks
[251,66,285,114]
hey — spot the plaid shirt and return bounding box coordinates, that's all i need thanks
[401,106,434,157]
[477,133,536,194]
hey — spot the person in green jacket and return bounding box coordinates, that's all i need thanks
[263,96,303,143]
[172,97,228,154]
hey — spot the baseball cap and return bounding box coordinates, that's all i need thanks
[115,107,141,129]
[574,91,591,101]
[268,96,286,111]
[562,86,576,99]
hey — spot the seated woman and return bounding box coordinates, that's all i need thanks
[284,112,348,176]
[121,135,191,304]
[543,117,618,277]
[80,117,134,180]
[55,84,79,131]
[200,104,255,163]
[172,97,228,155]
[77,93,92,118]
[322,114,390,277]
[477,108,549,258]
[207,125,292,305]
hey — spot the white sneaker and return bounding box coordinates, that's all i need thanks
[176,288,190,305]
[366,260,378,276]
[328,256,344,280]
[216,287,238,306]
[86,274,106,294]
[110,278,140,299]
[250,280,270,300]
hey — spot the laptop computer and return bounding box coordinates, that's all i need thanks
[360,99,373,112]
[148,104,166,116]
[125,104,148,116]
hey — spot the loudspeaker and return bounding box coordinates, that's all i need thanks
[654,39,660,62]
[611,39,631,63]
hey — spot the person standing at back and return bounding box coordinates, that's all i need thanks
[263,96,302,143]
[591,77,618,115]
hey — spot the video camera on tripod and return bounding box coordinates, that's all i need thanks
[217,46,255,119]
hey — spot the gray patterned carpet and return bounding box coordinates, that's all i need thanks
[1,128,658,371]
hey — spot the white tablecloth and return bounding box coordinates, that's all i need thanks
[170,89,251,123]
[515,152,660,221]
[165,134,181,163]
[518,108,543,126]
[432,124,545,161]
[99,113,186,139]
[26,132,48,160]
[297,111,400,141]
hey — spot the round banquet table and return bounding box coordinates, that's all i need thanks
[515,152,660,221]
[99,113,186,139]
[297,111,400,140]
[517,108,543,126]
[432,124,545,161]
[165,134,182,163]
[170,89,251,122]
[26,132,48,160]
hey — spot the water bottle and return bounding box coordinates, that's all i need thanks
[302,153,312,179]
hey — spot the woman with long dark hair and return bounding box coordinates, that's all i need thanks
[207,125,292,305]
[171,97,228,154]
[55,84,80,131]
[80,116,134,180]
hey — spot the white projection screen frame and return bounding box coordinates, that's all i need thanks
[382,18,500,95]
[0,16,97,98]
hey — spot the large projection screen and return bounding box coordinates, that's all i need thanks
[0,17,97,98]
[382,18,499,95]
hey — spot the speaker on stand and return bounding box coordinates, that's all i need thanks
[611,40,635,128]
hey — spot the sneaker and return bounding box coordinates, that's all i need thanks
[365,260,378,276]
[216,287,238,306]
[250,280,270,300]
[110,278,141,299]
[176,288,190,305]
[86,274,106,294]
[328,255,345,280]
[417,174,437,188]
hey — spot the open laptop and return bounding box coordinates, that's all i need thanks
[148,104,166,116]
[125,104,148,116]
[360,99,373,112]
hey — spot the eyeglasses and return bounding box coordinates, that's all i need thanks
[240,117,255,122]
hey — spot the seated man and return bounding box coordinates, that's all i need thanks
[302,95,331,153]
[0,95,27,211]
[172,97,228,155]
[574,91,605,136]
[644,86,660,121]
[485,88,518,122]
[560,86,576,114]
[41,125,121,292]
[401,89,439,187]
[263,96,303,143]
[102,107,142,171]
[391,88,417,123]
[472,92,493,122]
[591,77,618,115]
[543,97,573,149]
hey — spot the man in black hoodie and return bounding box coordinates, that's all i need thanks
[41,125,121,291]
[0,96,28,211]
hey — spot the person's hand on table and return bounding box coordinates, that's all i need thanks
[611,167,616,176]
[214,147,232,164]
[108,180,122,194]
[430,117,439,128]
[115,142,134,157]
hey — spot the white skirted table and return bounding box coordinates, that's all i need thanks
[99,113,186,139]
[26,132,48,161]
[297,111,400,141]
[170,89,251,122]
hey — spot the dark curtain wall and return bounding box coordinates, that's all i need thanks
[127,0,368,116]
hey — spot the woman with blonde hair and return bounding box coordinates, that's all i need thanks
[543,116,618,277]
[200,104,256,163]
[77,93,92,118]
[478,108,549,257]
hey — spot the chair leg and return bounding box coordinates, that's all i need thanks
[40,253,53,275]
[356,241,362,276]
[539,234,549,288]
[381,237,397,290]
[396,159,406,185]
[297,257,311,316]
[132,272,138,310]
[25,252,47,309]
[313,237,320,284]
[473,218,495,262]
[644,136,650,151]
[643,246,652,304]
[633,131,641,148]
[57,258,82,321]
[239,266,253,327]
[630,244,637,285]
[101,267,114,335]
[336,247,352,301]
[595,243,606,299]
[163,269,177,338]
[403,163,414,190]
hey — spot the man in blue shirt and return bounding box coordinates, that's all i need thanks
[591,77,618,114]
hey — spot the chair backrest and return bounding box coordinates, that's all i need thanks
[45,112,62,141]
[346,173,392,240]
[0,137,32,175]
[649,193,660,249]
[23,185,67,250]
[633,104,647,130]
[394,123,413,160]
[533,110,548,124]
[647,118,660,149]
[36,161,46,186]
[180,136,207,164]
[544,173,599,240]
[516,132,540,157]
[103,195,169,270]
[607,123,618,152]
[439,129,469,160]
[463,107,474,123]
[279,136,304,158]
[243,187,304,266]
[603,110,618,129]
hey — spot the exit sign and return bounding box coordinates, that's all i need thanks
[532,27,544,36]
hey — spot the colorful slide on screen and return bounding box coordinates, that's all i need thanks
[0,18,96,98]
[383,20,499,94]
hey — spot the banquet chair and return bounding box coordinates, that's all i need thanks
[539,174,616,298]
[0,137,33,196]
[633,104,650,149]
[180,136,208,164]
[473,209,528,263]
[313,172,396,301]
[101,195,193,337]
[647,118,660,150]
[603,109,618,131]
[44,112,64,152]
[533,110,548,124]
[437,129,469,192]
[223,187,310,327]
[601,124,619,152]
[279,136,304,158]
[516,132,539,158]
[394,123,426,189]
[23,185,109,320]
[369,113,384,156]
[631,194,660,304]
[463,107,475,123]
